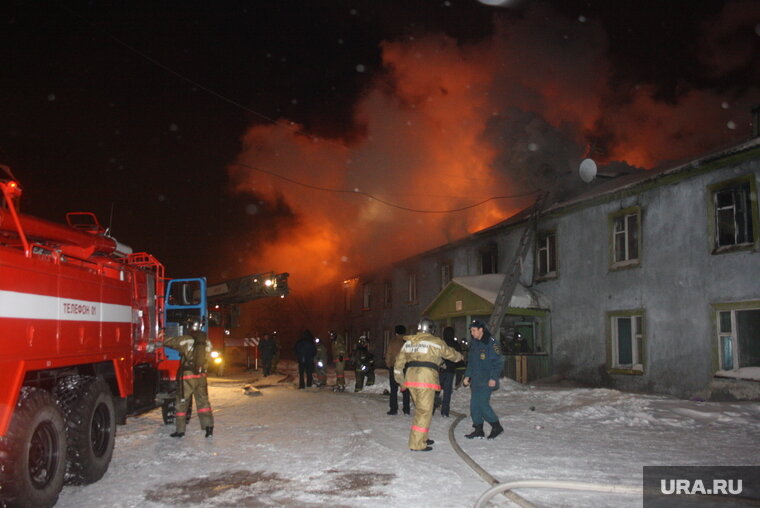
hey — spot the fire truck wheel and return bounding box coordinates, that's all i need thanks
[57,377,116,485]
[0,387,67,508]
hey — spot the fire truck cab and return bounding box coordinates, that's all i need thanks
[0,175,171,507]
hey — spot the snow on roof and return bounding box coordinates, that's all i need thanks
[451,274,549,309]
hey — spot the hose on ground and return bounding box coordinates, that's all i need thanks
[448,411,536,508]
[474,480,643,508]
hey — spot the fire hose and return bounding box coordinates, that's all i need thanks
[447,412,642,508]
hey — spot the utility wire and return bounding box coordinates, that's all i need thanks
[231,161,540,213]
[64,6,540,213]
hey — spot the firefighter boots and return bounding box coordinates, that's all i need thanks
[487,420,503,440]
[465,424,485,439]
[205,426,214,438]
[170,431,185,438]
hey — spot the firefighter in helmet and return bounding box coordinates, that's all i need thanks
[314,335,328,387]
[352,336,375,392]
[394,317,463,451]
[330,331,347,392]
[164,316,214,438]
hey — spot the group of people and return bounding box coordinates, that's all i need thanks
[162,316,505,451]
[391,318,504,452]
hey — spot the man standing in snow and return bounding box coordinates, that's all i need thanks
[394,317,463,451]
[164,316,214,438]
[294,330,317,389]
[259,332,276,376]
[385,325,411,415]
[463,320,504,440]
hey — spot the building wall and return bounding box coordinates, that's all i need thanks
[327,145,760,397]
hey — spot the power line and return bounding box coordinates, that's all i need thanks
[231,161,540,214]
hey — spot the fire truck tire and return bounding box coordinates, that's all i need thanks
[0,387,67,508]
[57,377,116,485]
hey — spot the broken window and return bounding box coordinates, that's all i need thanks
[479,243,498,274]
[611,208,640,267]
[711,178,756,252]
[362,282,372,310]
[440,261,452,290]
[536,230,557,278]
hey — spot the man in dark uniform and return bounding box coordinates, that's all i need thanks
[164,316,214,438]
[294,329,317,389]
[463,320,504,440]
[385,325,410,415]
[259,332,276,376]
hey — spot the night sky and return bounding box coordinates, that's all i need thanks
[3,0,759,291]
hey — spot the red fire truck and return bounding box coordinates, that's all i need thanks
[0,174,173,507]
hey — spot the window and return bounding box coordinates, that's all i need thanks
[480,243,498,274]
[609,311,644,373]
[536,230,557,279]
[383,280,392,309]
[709,176,758,253]
[440,262,452,290]
[715,306,760,374]
[610,207,641,268]
[408,273,417,303]
[362,282,372,310]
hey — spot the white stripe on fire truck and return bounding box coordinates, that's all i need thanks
[0,290,132,323]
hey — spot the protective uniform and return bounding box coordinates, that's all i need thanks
[394,320,463,451]
[314,337,328,387]
[331,332,347,391]
[352,337,375,392]
[164,327,214,438]
[294,330,316,389]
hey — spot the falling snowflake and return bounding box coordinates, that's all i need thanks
[47,93,56,102]
[721,102,730,109]
[356,64,366,73]
[578,15,587,23]
[169,123,179,132]
[528,143,539,152]
[727,121,736,130]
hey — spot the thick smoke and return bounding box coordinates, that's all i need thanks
[228,2,758,293]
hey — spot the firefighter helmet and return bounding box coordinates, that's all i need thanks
[417,317,436,334]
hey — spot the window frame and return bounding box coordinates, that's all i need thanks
[479,242,498,274]
[712,301,760,375]
[440,261,452,290]
[362,282,372,311]
[407,272,418,304]
[707,174,759,254]
[535,229,558,280]
[609,206,642,270]
[607,309,645,375]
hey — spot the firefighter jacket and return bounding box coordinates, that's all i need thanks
[164,331,211,374]
[331,334,346,363]
[393,332,463,390]
[384,334,406,368]
[464,334,504,390]
[352,344,374,372]
[315,342,328,365]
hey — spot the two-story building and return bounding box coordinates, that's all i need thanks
[324,136,760,400]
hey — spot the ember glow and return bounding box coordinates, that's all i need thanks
[229,2,759,292]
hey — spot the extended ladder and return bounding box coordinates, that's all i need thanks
[487,192,547,339]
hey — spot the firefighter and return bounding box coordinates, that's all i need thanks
[294,329,317,389]
[330,331,347,392]
[352,336,375,392]
[164,316,214,438]
[394,317,463,451]
[314,335,328,387]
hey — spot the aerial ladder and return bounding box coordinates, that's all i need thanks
[487,193,547,340]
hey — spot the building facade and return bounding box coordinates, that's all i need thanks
[326,138,760,400]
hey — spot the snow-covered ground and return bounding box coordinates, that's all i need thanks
[55,363,760,507]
